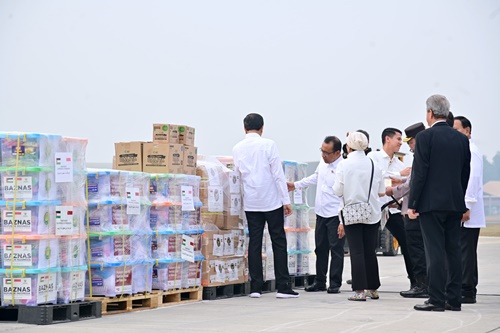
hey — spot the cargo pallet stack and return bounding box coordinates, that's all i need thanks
[0,132,98,324]
[282,161,313,287]
[198,158,248,300]
[149,173,204,291]
[88,123,204,315]
[85,170,154,299]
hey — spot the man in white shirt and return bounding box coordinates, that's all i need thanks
[453,116,485,304]
[233,113,299,299]
[368,128,415,292]
[287,136,345,293]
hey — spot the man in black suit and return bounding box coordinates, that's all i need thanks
[408,94,471,312]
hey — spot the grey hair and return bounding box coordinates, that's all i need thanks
[426,94,450,119]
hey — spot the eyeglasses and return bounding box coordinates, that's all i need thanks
[319,148,334,156]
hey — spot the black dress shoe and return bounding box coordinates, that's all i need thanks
[461,296,476,304]
[414,303,445,312]
[305,283,327,292]
[445,303,461,311]
[400,286,429,298]
[327,287,340,294]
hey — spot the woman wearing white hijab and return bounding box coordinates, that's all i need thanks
[333,131,386,301]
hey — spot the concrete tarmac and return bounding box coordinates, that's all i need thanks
[1,236,499,333]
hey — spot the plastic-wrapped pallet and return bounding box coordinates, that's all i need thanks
[282,160,312,277]
[86,169,153,297]
[149,172,204,291]
[0,132,88,306]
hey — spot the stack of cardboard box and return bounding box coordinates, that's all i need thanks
[113,124,197,175]
[197,158,248,287]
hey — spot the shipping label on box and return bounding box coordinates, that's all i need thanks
[228,194,241,216]
[115,142,143,171]
[213,260,225,283]
[208,185,223,212]
[212,234,224,257]
[227,259,239,282]
[228,171,241,194]
[153,124,179,144]
[223,233,235,256]
[178,126,195,146]
[232,230,246,257]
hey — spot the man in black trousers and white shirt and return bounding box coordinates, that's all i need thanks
[287,136,345,294]
[233,113,299,299]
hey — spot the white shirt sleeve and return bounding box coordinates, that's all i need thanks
[465,149,482,209]
[332,162,344,197]
[295,166,319,189]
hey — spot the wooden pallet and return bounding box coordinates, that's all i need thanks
[86,293,159,315]
[156,287,202,306]
[85,287,202,315]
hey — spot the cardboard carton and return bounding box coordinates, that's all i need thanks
[114,142,144,171]
[153,124,180,144]
[201,256,248,287]
[143,142,184,174]
[178,125,195,146]
[143,142,169,173]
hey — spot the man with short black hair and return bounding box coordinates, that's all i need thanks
[368,128,415,293]
[233,113,299,299]
[454,115,485,304]
[287,136,344,293]
[386,123,428,298]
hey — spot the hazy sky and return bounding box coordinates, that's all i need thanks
[1,1,499,165]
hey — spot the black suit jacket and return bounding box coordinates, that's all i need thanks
[408,121,471,213]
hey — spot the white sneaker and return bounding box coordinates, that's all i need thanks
[276,289,300,298]
[249,292,262,298]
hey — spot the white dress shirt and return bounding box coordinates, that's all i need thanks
[294,157,343,218]
[332,151,385,224]
[232,133,290,212]
[367,149,406,214]
[464,139,485,228]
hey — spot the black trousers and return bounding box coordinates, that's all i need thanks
[385,212,415,285]
[314,215,345,289]
[403,215,427,278]
[246,207,290,292]
[461,226,480,298]
[344,222,380,291]
[420,211,463,307]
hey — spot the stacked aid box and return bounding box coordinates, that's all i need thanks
[0,133,88,306]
